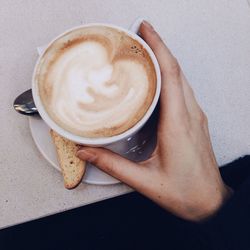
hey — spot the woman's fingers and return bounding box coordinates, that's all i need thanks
[76,147,148,189]
[181,74,205,119]
[140,21,204,121]
[140,21,176,73]
[139,21,188,120]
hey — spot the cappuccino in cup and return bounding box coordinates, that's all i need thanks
[35,25,157,138]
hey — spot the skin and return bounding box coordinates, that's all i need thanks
[77,21,232,221]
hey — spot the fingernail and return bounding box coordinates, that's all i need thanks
[142,20,154,31]
[76,149,97,163]
[76,144,82,150]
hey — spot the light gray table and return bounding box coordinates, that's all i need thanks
[1,0,250,229]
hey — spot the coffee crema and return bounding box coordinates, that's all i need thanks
[36,26,156,137]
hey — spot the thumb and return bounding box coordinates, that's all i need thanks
[76,147,144,187]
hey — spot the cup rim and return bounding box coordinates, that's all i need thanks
[32,22,161,145]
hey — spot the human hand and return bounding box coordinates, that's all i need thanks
[76,21,232,221]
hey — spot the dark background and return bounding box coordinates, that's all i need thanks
[1,156,250,250]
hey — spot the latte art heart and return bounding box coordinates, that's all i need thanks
[36,26,156,137]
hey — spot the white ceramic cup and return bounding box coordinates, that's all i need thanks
[32,19,161,157]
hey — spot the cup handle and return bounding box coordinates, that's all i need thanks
[37,45,47,56]
[128,17,145,34]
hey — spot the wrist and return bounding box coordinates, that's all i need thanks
[183,184,233,222]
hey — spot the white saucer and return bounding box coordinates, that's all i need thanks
[29,116,120,185]
[29,113,157,185]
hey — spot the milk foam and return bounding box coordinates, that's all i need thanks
[38,26,156,137]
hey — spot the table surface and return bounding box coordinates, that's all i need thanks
[1,0,250,229]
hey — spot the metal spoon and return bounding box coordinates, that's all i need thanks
[13,89,38,116]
